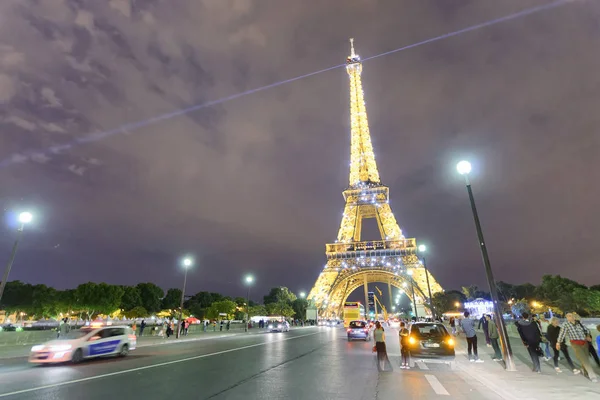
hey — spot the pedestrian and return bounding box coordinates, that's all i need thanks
[398,321,410,369]
[516,312,543,373]
[58,318,70,338]
[478,314,491,346]
[596,325,600,361]
[180,320,185,336]
[449,317,456,335]
[459,311,483,362]
[373,321,392,371]
[226,320,230,331]
[537,315,552,361]
[203,320,207,332]
[547,317,579,374]
[573,314,600,368]
[220,320,224,331]
[140,319,146,336]
[486,315,502,361]
[557,313,597,382]
[184,321,189,335]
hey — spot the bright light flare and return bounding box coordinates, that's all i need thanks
[18,212,33,224]
[456,160,472,175]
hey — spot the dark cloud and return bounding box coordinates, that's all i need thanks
[1,0,599,299]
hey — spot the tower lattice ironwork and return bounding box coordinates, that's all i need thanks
[307,39,443,319]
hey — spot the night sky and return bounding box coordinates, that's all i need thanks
[1,0,599,301]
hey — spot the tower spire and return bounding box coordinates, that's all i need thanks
[346,39,381,187]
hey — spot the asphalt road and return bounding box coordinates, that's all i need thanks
[0,326,550,400]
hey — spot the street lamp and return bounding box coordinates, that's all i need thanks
[0,212,33,305]
[176,257,193,339]
[456,160,516,371]
[244,275,254,332]
[299,291,306,299]
[418,244,436,320]
[406,270,418,319]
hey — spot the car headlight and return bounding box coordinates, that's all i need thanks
[268,325,273,329]
[446,338,455,347]
[31,345,44,352]
[408,336,416,345]
[277,324,282,329]
[49,344,72,352]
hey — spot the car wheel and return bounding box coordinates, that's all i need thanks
[119,344,129,357]
[71,349,83,364]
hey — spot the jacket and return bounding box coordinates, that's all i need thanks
[516,320,541,345]
[488,320,499,339]
[460,318,477,338]
[546,324,563,345]
[596,335,600,358]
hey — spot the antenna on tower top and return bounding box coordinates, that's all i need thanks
[349,38,356,57]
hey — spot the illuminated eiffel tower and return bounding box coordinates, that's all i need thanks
[307,39,443,319]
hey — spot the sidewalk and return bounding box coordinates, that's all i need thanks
[453,331,600,399]
[0,326,316,360]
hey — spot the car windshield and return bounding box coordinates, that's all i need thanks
[349,321,366,328]
[411,324,447,338]
[57,328,94,340]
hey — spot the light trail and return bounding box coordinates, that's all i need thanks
[1,0,574,168]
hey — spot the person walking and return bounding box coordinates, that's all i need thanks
[139,320,146,336]
[373,321,392,372]
[449,317,456,335]
[516,312,543,373]
[398,321,410,369]
[478,314,491,346]
[557,313,597,382]
[547,317,579,374]
[486,315,502,361]
[459,311,483,362]
[537,315,552,361]
[573,314,600,368]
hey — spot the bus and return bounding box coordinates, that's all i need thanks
[343,302,365,327]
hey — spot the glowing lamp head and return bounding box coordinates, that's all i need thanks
[18,212,33,224]
[418,244,426,253]
[182,258,193,268]
[299,291,306,298]
[245,275,254,284]
[456,160,472,175]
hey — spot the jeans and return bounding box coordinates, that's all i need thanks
[526,345,541,372]
[466,336,478,359]
[542,335,551,358]
[490,338,502,359]
[552,343,575,370]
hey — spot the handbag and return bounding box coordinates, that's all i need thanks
[570,339,587,346]
[372,345,377,353]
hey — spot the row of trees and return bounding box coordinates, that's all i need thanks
[0,281,308,322]
[432,275,600,317]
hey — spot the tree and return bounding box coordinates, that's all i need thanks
[249,304,267,317]
[0,281,33,317]
[511,299,529,317]
[431,290,466,313]
[461,285,478,301]
[76,282,123,318]
[31,285,59,318]
[291,298,308,320]
[234,297,247,307]
[536,275,586,312]
[136,283,164,313]
[206,299,237,319]
[496,281,517,302]
[96,283,124,315]
[120,286,142,311]
[124,306,149,319]
[161,288,183,310]
[75,282,101,318]
[263,287,297,305]
[514,283,536,300]
[266,302,295,318]
[590,285,600,292]
[57,289,77,316]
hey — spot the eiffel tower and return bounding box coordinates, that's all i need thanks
[307,39,443,319]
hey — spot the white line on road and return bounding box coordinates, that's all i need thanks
[416,360,429,370]
[0,331,321,398]
[425,374,450,396]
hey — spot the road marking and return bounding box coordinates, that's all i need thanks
[416,360,429,370]
[425,374,450,396]
[0,331,321,398]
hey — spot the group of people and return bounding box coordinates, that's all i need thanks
[515,312,599,381]
[371,319,415,372]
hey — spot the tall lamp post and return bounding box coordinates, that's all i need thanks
[0,212,33,305]
[244,275,254,332]
[456,160,516,371]
[176,257,193,339]
[406,270,418,319]
[418,244,436,320]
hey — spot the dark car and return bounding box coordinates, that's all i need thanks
[347,320,369,341]
[406,322,455,368]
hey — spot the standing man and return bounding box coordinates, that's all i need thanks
[486,315,502,361]
[478,314,490,346]
[558,313,597,382]
[459,311,483,362]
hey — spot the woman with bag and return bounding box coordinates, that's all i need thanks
[373,321,392,372]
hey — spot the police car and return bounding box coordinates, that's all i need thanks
[29,325,136,364]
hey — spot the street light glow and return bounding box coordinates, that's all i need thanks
[18,212,33,224]
[299,291,306,298]
[418,244,426,253]
[245,275,254,284]
[456,160,472,175]
[182,257,193,268]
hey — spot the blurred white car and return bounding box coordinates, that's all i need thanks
[268,321,290,332]
[29,325,136,364]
